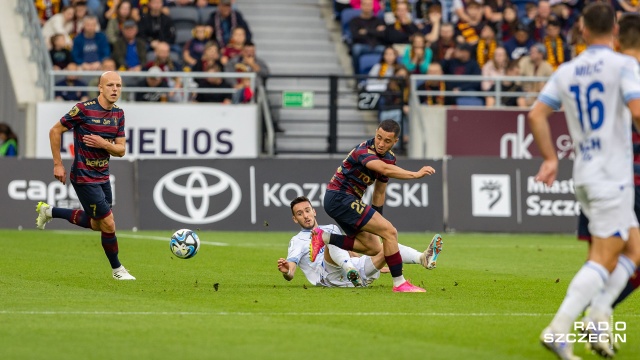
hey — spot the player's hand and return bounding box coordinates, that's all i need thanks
[277,258,290,274]
[82,134,108,149]
[53,164,66,185]
[415,166,436,178]
[535,159,558,186]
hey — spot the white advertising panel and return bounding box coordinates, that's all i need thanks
[36,102,258,159]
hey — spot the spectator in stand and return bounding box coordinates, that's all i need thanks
[104,0,142,24]
[0,123,18,157]
[134,66,169,102]
[401,34,433,74]
[504,22,534,61]
[518,43,553,106]
[441,42,481,105]
[139,0,177,51]
[88,58,117,98]
[193,41,223,73]
[485,60,526,107]
[475,22,498,68]
[230,64,254,104]
[182,24,212,69]
[225,42,270,80]
[72,15,110,70]
[384,1,420,46]
[366,46,399,92]
[144,41,183,101]
[194,63,233,103]
[522,3,537,27]
[54,62,89,102]
[529,0,552,42]
[422,62,446,106]
[500,4,519,42]
[568,14,586,59]
[380,66,411,144]
[615,0,640,15]
[207,0,252,47]
[430,22,457,63]
[50,34,73,70]
[481,45,507,91]
[483,0,510,25]
[418,4,441,44]
[542,17,570,70]
[70,0,100,39]
[351,0,383,15]
[455,0,484,45]
[549,0,572,34]
[349,0,386,74]
[221,27,246,66]
[41,6,75,50]
[35,0,62,25]
[112,20,147,71]
[105,0,136,46]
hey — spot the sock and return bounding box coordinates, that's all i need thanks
[399,244,422,264]
[101,231,122,269]
[364,256,379,277]
[613,267,640,308]
[550,261,608,334]
[385,251,405,286]
[328,233,355,251]
[52,208,91,229]
[327,245,355,272]
[590,255,636,318]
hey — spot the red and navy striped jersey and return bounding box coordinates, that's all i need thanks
[633,125,640,186]
[327,138,395,198]
[60,98,125,184]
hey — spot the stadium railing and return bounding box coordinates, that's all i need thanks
[16,0,53,98]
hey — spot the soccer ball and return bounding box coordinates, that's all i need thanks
[170,229,201,259]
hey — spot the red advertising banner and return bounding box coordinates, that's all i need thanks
[446,109,573,159]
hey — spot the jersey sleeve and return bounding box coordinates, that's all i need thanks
[327,224,343,235]
[285,237,305,264]
[116,112,126,138]
[536,73,562,111]
[621,59,640,104]
[60,103,84,129]
[356,147,380,167]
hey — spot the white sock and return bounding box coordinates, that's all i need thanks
[590,255,636,320]
[392,275,406,287]
[45,207,53,217]
[550,261,608,334]
[363,256,378,277]
[327,245,354,272]
[399,244,421,264]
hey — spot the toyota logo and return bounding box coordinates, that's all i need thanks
[153,166,241,224]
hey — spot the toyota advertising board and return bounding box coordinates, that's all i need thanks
[446,109,573,159]
[0,158,137,229]
[447,157,577,233]
[137,159,444,231]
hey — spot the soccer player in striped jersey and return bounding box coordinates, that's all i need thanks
[529,4,640,358]
[35,71,135,281]
[309,120,438,292]
[278,196,442,288]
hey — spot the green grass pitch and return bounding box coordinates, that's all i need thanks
[0,229,638,359]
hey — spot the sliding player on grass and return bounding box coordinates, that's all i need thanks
[309,120,438,292]
[278,196,442,288]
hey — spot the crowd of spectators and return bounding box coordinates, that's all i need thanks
[37,0,269,104]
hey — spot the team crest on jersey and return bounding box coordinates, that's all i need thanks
[68,106,79,117]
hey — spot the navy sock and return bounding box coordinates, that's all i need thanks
[385,251,403,278]
[613,270,640,308]
[52,208,91,229]
[329,233,355,251]
[101,232,121,269]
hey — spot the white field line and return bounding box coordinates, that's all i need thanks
[51,231,229,246]
[1,310,640,317]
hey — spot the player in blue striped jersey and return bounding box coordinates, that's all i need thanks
[35,71,135,281]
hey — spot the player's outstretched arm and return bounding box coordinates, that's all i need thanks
[366,159,435,180]
[628,99,640,131]
[83,136,126,157]
[277,258,296,281]
[528,101,558,186]
[49,122,68,185]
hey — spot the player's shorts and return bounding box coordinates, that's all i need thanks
[578,185,640,242]
[575,183,639,241]
[72,181,113,220]
[323,190,376,237]
[320,256,380,287]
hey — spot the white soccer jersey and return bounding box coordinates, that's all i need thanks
[537,45,640,186]
[286,224,341,286]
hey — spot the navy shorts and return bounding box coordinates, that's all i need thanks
[323,190,376,237]
[72,181,113,220]
[578,185,640,241]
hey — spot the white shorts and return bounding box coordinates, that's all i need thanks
[320,256,380,288]
[575,183,639,240]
